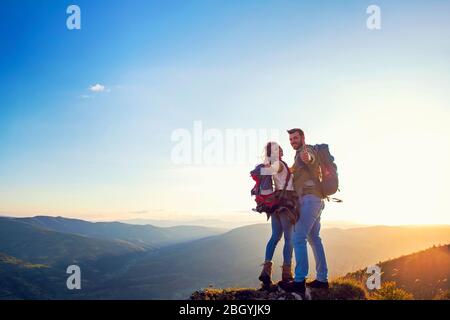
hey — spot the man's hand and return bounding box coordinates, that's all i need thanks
[300,146,312,163]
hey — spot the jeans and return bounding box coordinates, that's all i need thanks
[264,212,294,265]
[293,194,328,282]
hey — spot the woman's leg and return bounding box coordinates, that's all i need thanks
[280,213,294,265]
[264,213,283,262]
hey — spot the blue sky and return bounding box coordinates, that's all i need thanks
[0,1,449,224]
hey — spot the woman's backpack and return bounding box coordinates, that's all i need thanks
[250,161,293,216]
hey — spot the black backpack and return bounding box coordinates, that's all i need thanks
[310,144,340,198]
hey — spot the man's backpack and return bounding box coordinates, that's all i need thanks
[312,144,339,197]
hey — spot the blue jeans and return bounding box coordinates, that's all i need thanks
[293,194,328,282]
[264,212,294,265]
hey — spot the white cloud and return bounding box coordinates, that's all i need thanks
[90,84,106,92]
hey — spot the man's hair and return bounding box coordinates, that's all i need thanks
[287,128,304,137]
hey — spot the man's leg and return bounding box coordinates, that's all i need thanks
[293,195,324,282]
[307,202,328,282]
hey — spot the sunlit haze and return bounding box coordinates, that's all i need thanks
[1,1,449,226]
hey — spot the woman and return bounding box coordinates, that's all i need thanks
[258,142,299,288]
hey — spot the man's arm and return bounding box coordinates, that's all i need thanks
[300,145,316,165]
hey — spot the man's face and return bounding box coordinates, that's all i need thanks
[289,132,302,150]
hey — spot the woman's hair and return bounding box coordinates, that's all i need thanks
[263,141,281,164]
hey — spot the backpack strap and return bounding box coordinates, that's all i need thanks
[303,146,342,202]
[279,160,292,198]
[303,145,326,199]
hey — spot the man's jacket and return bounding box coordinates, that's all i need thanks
[292,145,323,199]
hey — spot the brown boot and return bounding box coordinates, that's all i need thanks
[258,261,273,286]
[281,263,294,283]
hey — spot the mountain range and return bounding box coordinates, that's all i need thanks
[13,216,225,249]
[0,215,449,299]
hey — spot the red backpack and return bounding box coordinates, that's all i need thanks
[250,161,291,214]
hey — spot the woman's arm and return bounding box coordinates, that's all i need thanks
[269,160,284,174]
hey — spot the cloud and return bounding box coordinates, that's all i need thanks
[81,94,92,99]
[90,84,106,92]
[129,210,149,215]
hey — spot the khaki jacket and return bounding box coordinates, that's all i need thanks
[292,145,323,198]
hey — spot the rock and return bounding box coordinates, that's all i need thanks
[190,279,368,300]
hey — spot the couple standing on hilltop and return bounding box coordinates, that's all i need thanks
[251,128,336,296]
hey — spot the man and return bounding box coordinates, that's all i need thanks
[280,128,329,295]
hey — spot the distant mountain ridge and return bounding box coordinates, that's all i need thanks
[119,217,369,230]
[11,216,225,249]
[0,218,142,266]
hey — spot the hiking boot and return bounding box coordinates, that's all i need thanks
[258,261,273,286]
[279,280,306,295]
[258,282,278,292]
[281,263,294,283]
[306,279,329,289]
